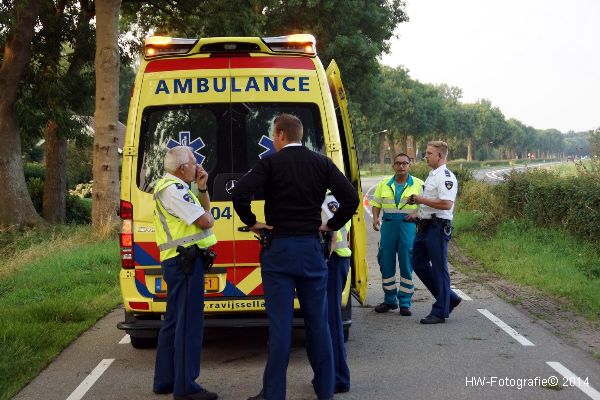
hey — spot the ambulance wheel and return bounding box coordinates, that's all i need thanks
[130,335,158,349]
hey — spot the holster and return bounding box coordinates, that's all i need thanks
[255,229,273,250]
[318,231,333,259]
[176,244,217,274]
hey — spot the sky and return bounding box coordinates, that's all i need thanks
[380,0,600,133]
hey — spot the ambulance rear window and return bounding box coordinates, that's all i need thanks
[136,103,323,199]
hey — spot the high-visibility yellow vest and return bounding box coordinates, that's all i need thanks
[333,220,352,257]
[153,177,217,261]
[371,175,423,215]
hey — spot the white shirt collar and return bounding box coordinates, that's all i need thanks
[283,143,302,148]
[430,164,447,176]
[165,172,189,189]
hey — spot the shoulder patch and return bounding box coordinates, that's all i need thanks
[175,183,185,190]
[327,201,339,214]
[445,181,454,190]
[444,169,451,177]
[183,193,193,203]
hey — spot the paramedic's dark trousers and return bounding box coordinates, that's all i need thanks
[327,254,350,392]
[261,236,334,400]
[411,222,460,318]
[154,255,205,396]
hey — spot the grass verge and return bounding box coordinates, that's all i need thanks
[452,211,600,320]
[0,227,120,400]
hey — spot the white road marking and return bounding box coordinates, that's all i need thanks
[66,358,114,400]
[477,309,535,346]
[547,361,600,400]
[450,287,473,301]
[362,183,378,218]
[118,334,131,344]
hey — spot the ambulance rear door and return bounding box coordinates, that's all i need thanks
[326,60,368,304]
[228,55,327,308]
[131,56,236,302]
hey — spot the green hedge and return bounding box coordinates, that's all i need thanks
[460,167,600,243]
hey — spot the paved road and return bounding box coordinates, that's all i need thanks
[471,161,563,183]
[14,176,600,400]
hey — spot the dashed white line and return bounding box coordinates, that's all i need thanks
[119,334,131,344]
[450,287,473,301]
[547,362,600,400]
[477,308,535,346]
[66,358,114,400]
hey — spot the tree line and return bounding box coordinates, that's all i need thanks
[0,0,594,230]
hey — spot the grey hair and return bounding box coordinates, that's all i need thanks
[164,146,193,173]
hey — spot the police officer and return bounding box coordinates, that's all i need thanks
[232,114,359,400]
[371,153,423,316]
[153,146,218,400]
[407,141,462,324]
[321,193,351,394]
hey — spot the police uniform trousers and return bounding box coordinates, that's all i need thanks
[411,221,460,318]
[260,236,334,400]
[154,255,206,396]
[377,214,416,308]
[327,253,350,392]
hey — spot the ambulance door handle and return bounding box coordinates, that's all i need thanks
[237,226,251,232]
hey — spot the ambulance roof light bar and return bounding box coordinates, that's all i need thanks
[262,34,316,55]
[144,36,197,58]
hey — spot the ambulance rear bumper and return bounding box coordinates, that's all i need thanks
[117,316,352,331]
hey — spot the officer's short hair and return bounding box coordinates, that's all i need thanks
[274,113,303,142]
[427,141,448,158]
[164,146,193,173]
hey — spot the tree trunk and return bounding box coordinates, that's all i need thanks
[0,0,44,229]
[93,0,122,233]
[467,138,473,161]
[42,120,68,223]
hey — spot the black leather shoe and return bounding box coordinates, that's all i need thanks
[174,388,218,400]
[335,385,350,393]
[153,387,172,394]
[450,297,462,313]
[247,393,266,400]
[399,307,412,316]
[420,315,445,324]
[374,302,398,313]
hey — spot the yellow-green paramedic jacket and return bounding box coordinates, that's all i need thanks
[153,177,217,261]
[371,175,424,215]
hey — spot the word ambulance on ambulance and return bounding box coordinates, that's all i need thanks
[117,34,368,348]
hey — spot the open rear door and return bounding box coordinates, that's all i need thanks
[326,60,368,304]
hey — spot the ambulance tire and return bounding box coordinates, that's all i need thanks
[341,296,352,342]
[130,334,158,349]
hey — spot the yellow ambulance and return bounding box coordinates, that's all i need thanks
[117,34,368,348]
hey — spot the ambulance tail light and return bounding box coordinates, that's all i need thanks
[144,36,197,59]
[262,34,316,54]
[120,200,134,269]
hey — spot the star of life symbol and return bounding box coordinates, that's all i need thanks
[258,135,275,159]
[167,131,206,164]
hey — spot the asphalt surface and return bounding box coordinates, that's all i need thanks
[471,161,563,183]
[13,175,600,400]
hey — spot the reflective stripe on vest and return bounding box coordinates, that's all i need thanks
[153,177,217,261]
[334,220,352,257]
[371,175,423,214]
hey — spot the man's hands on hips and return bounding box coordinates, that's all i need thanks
[250,222,273,234]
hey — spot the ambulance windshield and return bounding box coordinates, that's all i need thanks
[136,103,324,198]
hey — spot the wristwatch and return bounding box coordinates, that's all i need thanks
[198,187,208,193]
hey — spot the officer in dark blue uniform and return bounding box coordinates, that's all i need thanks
[407,141,462,324]
[232,114,359,400]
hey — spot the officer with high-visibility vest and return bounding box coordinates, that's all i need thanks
[152,146,218,400]
[371,153,423,316]
[321,193,351,394]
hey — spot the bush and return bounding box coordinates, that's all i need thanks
[24,163,45,181]
[66,196,91,224]
[457,180,505,234]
